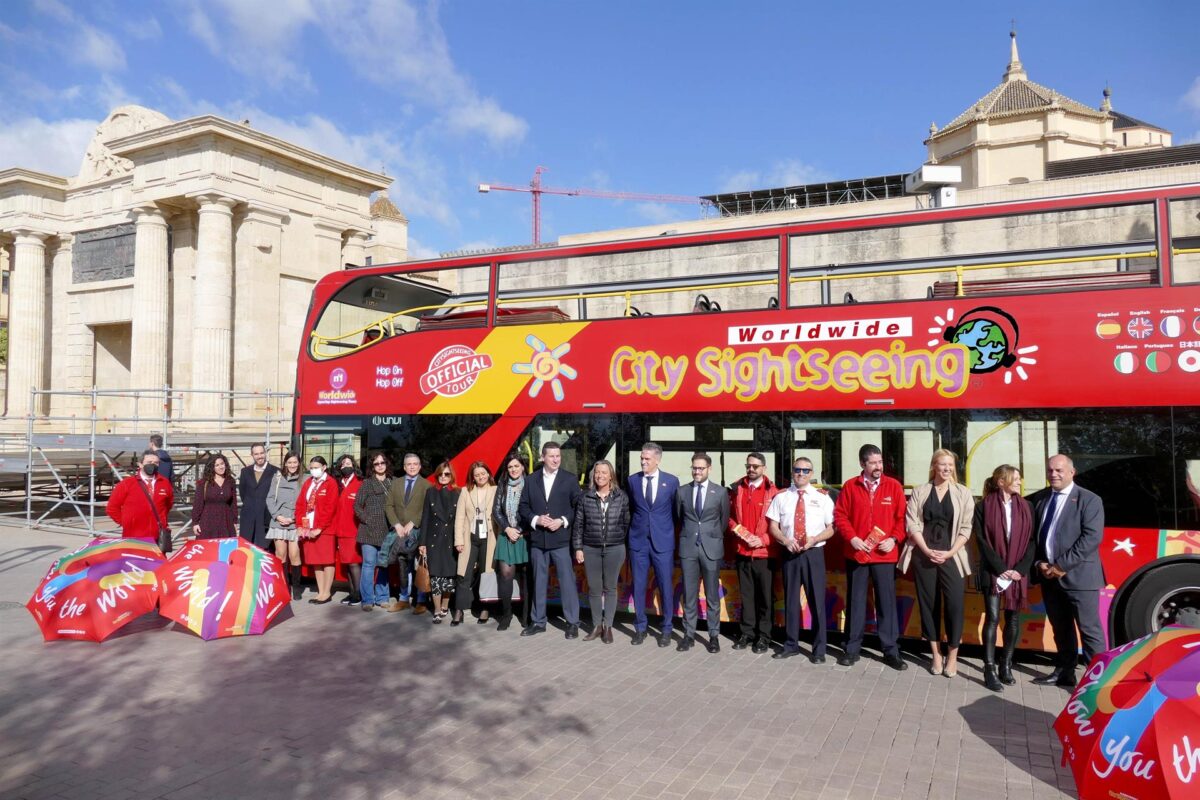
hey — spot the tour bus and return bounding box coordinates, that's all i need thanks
[293,183,1200,651]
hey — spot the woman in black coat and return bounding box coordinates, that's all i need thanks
[572,460,630,643]
[418,461,460,622]
[974,464,1036,691]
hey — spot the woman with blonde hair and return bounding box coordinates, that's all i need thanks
[974,464,1036,691]
[572,460,630,643]
[901,449,975,677]
[453,460,497,626]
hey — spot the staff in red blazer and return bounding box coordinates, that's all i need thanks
[330,454,364,605]
[833,443,907,670]
[106,449,175,540]
[727,452,780,653]
[297,456,339,604]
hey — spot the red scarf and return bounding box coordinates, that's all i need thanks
[984,492,1032,611]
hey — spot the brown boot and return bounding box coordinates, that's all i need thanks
[602,625,614,644]
[583,624,603,642]
[412,604,427,615]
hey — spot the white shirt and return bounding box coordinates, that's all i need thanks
[748,478,763,489]
[533,469,569,529]
[305,475,325,526]
[1043,483,1074,560]
[765,485,834,547]
[1002,496,1013,541]
[689,480,710,528]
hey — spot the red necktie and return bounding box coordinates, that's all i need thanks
[792,491,807,548]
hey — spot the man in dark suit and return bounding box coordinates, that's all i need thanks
[518,442,583,639]
[675,452,730,653]
[1029,454,1106,687]
[238,443,279,550]
[628,441,680,647]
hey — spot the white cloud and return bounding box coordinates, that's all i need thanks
[633,202,688,224]
[1184,76,1200,113]
[182,0,526,146]
[405,236,441,261]
[124,17,163,41]
[185,0,315,90]
[719,158,827,193]
[32,0,127,72]
[0,116,99,175]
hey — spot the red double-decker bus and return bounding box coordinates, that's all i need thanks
[293,183,1200,650]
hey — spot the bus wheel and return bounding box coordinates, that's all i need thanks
[1121,562,1200,641]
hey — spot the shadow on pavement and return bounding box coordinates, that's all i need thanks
[0,546,69,575]
[959,692,1073,794]
[0,604,592,799]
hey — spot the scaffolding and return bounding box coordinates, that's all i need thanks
[3,386,292,536]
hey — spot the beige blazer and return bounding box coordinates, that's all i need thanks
[455,484,497,577]
[900,481,975,578]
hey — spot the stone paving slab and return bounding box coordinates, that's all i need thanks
[0,524,1079,800]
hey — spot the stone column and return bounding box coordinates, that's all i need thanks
[190,194,237,420]
[7,230,50,418]
[131,205,170,418]
[48,235,73,408]
[232,203,286,409]
[341,230,370,268]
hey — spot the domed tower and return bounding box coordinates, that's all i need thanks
[367,187,408,265]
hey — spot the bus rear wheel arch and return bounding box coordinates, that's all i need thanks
[1115,561,1200,644]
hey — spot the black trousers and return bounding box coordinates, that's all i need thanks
[781,547,826,655]
[982,593,1020,665]
[844,561,899,658]
[1041,579,1106,670]
[735,555,775,640]
[454,539,485,614]
[912,555,965,647]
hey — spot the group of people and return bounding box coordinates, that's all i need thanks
[105,436,1108,689]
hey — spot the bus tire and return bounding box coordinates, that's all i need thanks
[1120,562,1200,641]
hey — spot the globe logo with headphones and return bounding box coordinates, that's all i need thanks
[928,306,1039,384]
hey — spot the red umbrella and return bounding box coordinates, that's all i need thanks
[157,538,290,640]
[1054,626,1200,799]
[26,537,165,642]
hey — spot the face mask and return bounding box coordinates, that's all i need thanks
[142,464,158,477]
[310,467,324,479]
[340,466,355,478]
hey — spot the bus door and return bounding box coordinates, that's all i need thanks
[300,417,363,470]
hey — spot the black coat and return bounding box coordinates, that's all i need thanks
[419,486,460,577]
[571,488,630,551]
[238,464,279,549]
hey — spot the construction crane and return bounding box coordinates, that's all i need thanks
[478,166,711,245]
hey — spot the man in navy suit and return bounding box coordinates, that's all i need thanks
[519,442,583,639]
[675,452,730,653]
[627,442,680,647]
[1029,454,1106,688]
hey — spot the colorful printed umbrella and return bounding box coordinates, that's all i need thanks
[26,537,164,642]
[156,538,290,640]
[1054,626,1200,799]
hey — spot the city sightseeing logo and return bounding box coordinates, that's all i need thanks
[420,345,493,397]
[929,305,1039,385]
[511,335,577,401]
[317,367,358,405]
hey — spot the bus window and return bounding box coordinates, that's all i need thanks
[788,202,1157,307]
[1169,196,1200,284]
[963,408,1174,528]
[308,264,490,360]
[514,415,620,483]
[788,416,943,490]
[497,239,778,322]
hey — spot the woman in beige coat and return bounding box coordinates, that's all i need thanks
[901,449,975,677]
[453,460,498,626]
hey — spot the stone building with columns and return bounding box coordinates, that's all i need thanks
[0,105,407,427]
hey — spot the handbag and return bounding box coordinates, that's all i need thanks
[479,571,499,602]
[135,477,173,553]
[415,556,431,593]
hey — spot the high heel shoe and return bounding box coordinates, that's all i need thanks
[477,614,489,625]
[450,612,463,626]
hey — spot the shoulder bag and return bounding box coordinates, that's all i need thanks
[135,478,173,553]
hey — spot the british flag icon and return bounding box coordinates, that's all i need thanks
[1126,316,1153,340]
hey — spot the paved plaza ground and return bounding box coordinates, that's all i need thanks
[0,524,1080,800]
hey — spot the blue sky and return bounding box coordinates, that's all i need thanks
[2,0,1198,258]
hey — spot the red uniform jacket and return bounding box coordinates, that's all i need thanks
[106,475,174,539]
[727,476,780,558]
[331,475,361,538]
[295,476,338,533]
[833,474,906,564]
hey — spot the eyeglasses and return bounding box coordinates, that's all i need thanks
[372,460,387,466]
[744,463,764,470]
[690,466,707,471]
[440,472,452,478]
[793,467,813,474]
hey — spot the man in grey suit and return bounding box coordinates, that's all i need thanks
[1029,454,1106,687]
[675,452,730,653]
